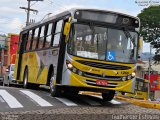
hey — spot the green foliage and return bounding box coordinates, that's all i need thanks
[138,5,160,63]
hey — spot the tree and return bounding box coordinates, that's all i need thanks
[137,5,160,63]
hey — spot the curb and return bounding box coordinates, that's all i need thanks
[81,92,160,109]
[115,96,160,109]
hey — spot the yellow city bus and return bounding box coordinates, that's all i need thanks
[14,8,140,101]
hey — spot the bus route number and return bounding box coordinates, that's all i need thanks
[121,71,129,75]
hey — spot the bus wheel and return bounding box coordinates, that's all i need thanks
[102,90,115,101]
[23,68,28,89]
[50,77,61,97]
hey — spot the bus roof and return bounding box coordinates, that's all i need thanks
[22,8,139,32]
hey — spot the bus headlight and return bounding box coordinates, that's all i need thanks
[132,72,136,78]
[122,77,127,81]
[66,60,73,69]
[66,60,83,76]
[127,75,132,80]
[72,68,77,73]
[67,63,73,69]
[78,70,83,76]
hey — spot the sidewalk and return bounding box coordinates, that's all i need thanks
[115,96,160,109]
[80,91,160,109]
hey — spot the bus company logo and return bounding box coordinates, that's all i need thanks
[135,0,160,6]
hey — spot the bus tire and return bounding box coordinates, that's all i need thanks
[50,77,61,97]
[102,90,115,101]
[23,68,28,89]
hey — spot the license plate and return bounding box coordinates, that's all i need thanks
[96,80,108,86]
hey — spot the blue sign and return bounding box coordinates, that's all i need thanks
[154,80,158,85]
[106,51,116,61]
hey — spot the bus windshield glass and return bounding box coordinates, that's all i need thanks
[68,24,138,63]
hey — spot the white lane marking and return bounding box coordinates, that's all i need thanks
[110,99,122,104]
[88,94,122,104]
[20,90,52,107]
[55,97,78,106]
[0,90,23,108]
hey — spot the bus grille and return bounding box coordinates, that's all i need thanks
[84,72,122,81]
[76,60,131,70]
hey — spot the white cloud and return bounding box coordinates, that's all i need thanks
[0,7,24,14]
[0,18,23,34]
[0,0,144,34]
[8,18,22,29]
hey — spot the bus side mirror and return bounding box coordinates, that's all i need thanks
[63,22,71,36]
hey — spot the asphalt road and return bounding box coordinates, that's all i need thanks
[0,85,128,112]
[0,85,160,120]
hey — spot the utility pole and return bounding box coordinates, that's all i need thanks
[20,0,43,26]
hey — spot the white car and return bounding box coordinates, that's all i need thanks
[5,64,16,86]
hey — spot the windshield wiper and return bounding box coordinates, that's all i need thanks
[123,29,136,47]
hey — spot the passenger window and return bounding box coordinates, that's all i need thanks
[32,28,39,50]
[19,32,28,53]
[45,23,53,48]
[52,20,63,47]
[55,20,63,33]
[26,30,33,51]
[39,26,45,48]
[53,34,60,46]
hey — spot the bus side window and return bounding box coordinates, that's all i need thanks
[45,23,53,48]
[38,26,45,49]
[52,20,63,47]
[19,32,28,53]
[26,30,33,51]
[32,28,39,50]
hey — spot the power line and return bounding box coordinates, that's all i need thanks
[30,1,38,7]
[47,0,67,10]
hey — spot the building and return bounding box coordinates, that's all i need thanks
[0,34,9,66]
[8,33,19,64]
[0,33,19,77]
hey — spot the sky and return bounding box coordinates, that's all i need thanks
[0,0,159,53]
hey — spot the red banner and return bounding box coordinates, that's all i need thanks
[145,74,160,91]
[9,34,19,64]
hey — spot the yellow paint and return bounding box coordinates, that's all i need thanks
[15,50,49,85]
[69,72,133,92]
[72,56,133,76]
[67,56,135,93]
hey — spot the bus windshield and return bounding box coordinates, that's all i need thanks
[68,24,138,63]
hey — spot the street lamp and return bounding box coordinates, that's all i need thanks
[40,13,52,22]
